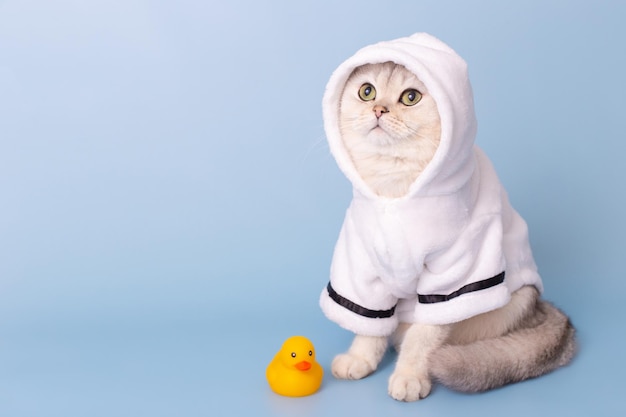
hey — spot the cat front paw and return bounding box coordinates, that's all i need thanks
[331,353,375,380]
[388,372,431,402]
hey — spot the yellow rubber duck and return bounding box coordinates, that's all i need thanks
[266,336,323,397]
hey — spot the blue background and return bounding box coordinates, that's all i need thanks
[1,1,624,415]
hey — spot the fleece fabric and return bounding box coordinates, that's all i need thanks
[319,33,542,337]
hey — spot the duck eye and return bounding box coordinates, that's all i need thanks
[308,350,313,356]
[358,83,376,101]
[291,352,296,358]
[400,89,422,106]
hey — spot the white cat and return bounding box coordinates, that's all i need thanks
[319,34,575,401]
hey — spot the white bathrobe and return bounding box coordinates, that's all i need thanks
[319,33,542,337]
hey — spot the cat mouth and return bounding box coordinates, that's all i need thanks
[372,119,392,134]
[368,125,394,144]
[372,120,386,132]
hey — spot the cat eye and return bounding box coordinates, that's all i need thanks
[358,83,376,101]
[400,89,422,106]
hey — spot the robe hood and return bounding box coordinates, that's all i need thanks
[323,32,476,199]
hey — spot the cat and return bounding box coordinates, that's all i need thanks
[329,61,576,401]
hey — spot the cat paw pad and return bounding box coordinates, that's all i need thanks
[331,353,375,380]
[388,372,431,402]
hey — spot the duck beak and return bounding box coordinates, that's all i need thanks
[295,361,311,371]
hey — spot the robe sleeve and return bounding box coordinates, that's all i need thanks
[319,212,400,336]
[412,212,511,325]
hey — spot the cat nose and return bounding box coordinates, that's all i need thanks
[373,105,389,118]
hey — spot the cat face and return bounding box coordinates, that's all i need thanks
[339,62,441,148]
[337,62,442,198]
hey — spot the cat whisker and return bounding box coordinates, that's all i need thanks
[300,134,331,164]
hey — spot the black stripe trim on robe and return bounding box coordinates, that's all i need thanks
[417,272,505,304]
[326,282,396,319]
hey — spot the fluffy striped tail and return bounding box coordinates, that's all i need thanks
[429,301,576,393]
